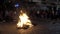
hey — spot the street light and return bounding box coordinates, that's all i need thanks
[15,3,19,9]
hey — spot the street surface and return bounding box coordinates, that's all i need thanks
[0,18,60,34]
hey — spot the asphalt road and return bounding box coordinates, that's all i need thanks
[0,19,60,34]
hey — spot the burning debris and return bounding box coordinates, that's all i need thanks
[17,10,33,29]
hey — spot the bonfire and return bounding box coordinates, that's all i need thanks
[17,10,33,29]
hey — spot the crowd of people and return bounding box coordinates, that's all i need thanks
[30,9,60,20]
[0,10,16,23]
[0,6,60,23]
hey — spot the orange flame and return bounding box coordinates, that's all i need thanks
[17,10,33,28]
